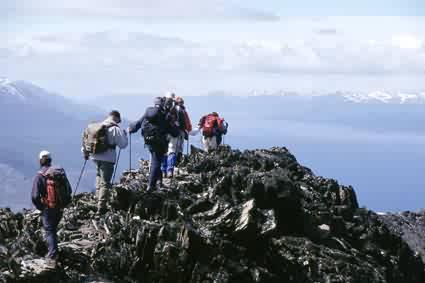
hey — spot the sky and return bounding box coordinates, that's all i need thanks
[2,1,425,97]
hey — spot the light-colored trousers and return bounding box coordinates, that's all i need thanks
[202,136,217,152]
[94,160,114,209]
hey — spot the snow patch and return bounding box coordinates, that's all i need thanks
[0,79,26,100]
[367,91,393,103]
[397,93,418,104]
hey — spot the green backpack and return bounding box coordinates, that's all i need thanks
[82,122,116,154]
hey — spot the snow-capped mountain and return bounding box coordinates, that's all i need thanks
[342,91,425,104]
[0,79,104,210]
[0,78,101,118]
[212,89,425,105]
[0,77,25,100]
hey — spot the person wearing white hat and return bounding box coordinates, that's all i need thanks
[32,150,72,268]
[39,150,51,160]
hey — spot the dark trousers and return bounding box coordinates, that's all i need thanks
[149,150,164,190]
[42,208,62,259]
[216,134,223,146]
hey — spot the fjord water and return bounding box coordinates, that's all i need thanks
[223,119,425,212]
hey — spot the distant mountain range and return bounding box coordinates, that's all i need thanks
[0,79,105,209]
[1,78,425,211]
[211,89,425,105]
[86,90,425,135]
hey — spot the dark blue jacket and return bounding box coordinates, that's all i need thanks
[32,166,50,210]
[129,105,173,152]
[129,105,168,134]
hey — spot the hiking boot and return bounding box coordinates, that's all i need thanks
[162,178,171,188]
[45,258,58,269]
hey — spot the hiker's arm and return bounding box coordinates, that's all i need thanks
[128,116,144,134]
[31,175,45,210]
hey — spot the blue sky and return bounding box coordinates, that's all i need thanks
[2,1,425,97]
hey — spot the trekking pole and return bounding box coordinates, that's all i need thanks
[73,160,87,198]
[187,135,190,155]
[112,149,121,183]
[129,134,132,171]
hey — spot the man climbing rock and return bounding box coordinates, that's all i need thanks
[31,151,72,269]
[82,110,128,215]
[198,112,227,152]
[129,97,170,191]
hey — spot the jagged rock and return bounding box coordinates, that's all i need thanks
[0,146,424,283]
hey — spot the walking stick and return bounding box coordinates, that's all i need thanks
[187,135,190,155]
[112,149,121,183]
[129,134,132,171]
[73,160,87,198]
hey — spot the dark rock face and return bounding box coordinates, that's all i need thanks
[0,146,424,282]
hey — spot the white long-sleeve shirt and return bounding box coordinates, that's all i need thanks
[91,117,128,164]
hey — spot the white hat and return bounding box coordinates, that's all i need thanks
[39,150,51,160]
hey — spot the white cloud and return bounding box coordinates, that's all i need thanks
[3,0,279,21]
[391,34,423,49]
[2,16,425,95]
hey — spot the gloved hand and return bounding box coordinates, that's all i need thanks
[83,152,90,160]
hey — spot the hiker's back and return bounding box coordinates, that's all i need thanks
[39,166,71,209]
[83,122,113,155]
[202,114,218,137]
[83,115,128,164]
[142,106,168,150]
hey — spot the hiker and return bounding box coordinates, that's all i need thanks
[161,95,191,178]
[174,96,192,162]
[128,97,171,191]
[198,112,228,152]
[82,110,128,215]
[164,92,175,112]
[31,151,72,268]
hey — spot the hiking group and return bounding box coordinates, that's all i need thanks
[31,93,228,268]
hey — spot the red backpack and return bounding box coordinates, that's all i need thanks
[202,114,217,137]
[184,110,192,132]
[39,167,71,209]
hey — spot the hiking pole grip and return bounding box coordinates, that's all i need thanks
[112,149,121,183]
[129,134,132,171]
[73,160,87,199]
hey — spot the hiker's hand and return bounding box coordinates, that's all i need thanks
[83,153,89,160]
[127,127,131,134]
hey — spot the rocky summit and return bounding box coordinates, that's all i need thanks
[0,146,424,283]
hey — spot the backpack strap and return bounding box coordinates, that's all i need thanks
[38,167,50,177]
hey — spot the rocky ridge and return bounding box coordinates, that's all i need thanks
[0,146,424,282]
